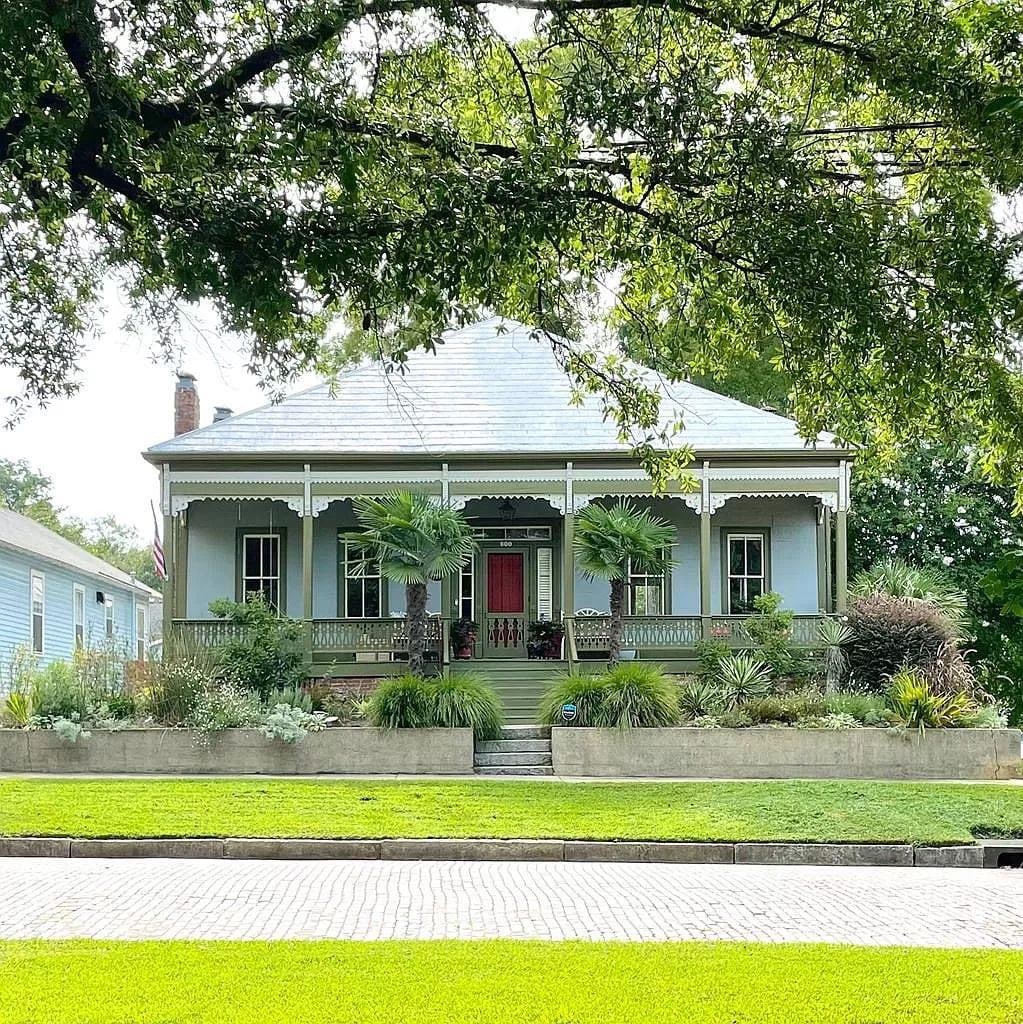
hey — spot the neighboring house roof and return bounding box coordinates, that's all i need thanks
[145,317,842,459]
[0,507,160,598]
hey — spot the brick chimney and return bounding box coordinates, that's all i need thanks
[174,372,199,435]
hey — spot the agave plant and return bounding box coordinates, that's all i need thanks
[850,559,968,633]
[715,654,773,709]
[677,676,723,720]
[818,617,853,693]
[3,691,33,727]
[887,669,974,733]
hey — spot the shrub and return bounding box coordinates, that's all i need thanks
[186,681,262,735]
[51,717,90,743]
[677,676,723,719]
[367,674,435,729]
[957,704,1009,729]
[208,597,305,698]
[31,661,87,720]
[794,712,860,730]
[597,663,679,727]
[431,673,504,738]
[824,691,888,723]
[142,657,210,724]
[845,594,958,692]
[694,638,730,676]
[715,654,772,709]
[538,673,609,727]
[744,690,828,725]
[743,592,811,681]
[104,692,137,719]
[886,670,974,732]
[716,709,754,728]
[259,704,327,744]
[266,684,314,713]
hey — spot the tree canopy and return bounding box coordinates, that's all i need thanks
[3,1,1022,484]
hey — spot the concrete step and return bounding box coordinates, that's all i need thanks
[476,739,552,754]
[474,751,553,768]
[474,765,556,776]
[497,726,550,740]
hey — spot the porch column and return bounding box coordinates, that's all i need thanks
[440,572,452,671]
[563,463,576,669]
[699,462,712,638]
[162,512,176,626]
[175,512,189,620]
[816,504,828,613]
[302,469,314,666]
[835,459,850,613]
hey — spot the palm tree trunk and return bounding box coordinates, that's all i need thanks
[609,576,625,665]
[406,581,428,675]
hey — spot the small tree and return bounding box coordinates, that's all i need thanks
[573,501,674,663]
[348,492,474,674]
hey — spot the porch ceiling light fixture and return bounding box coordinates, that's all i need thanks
[498,499,516,520]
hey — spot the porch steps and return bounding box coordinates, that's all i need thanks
[451,659,565,725]
[474,726,553,776]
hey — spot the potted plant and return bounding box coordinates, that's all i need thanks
[527,620,565,659]
[450,617,478,659]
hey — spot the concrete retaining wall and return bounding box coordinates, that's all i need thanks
[551,727,1022,779]
[0,727,473,775]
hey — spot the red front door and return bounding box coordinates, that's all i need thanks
[487,552,524,613]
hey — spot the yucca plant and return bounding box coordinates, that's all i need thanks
[431,673,504,738]
[366,674,435,729]
[851,559,968,634]
[818,617,853,693]
[597,663,679,727]
[715,653,772,709]
[887,669,975,733]
[677,676,723,720]
[3,691,33,727]
[572,500,675,663]
[348,492,475,674]
[538,673,608,727]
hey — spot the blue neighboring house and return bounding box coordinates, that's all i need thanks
[0,507,161,667]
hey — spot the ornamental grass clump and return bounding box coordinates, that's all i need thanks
[598,663,679,727]
[538,673,608,727]
[366,674,436,729]
[431,673,504,738]
[886,670,974,733]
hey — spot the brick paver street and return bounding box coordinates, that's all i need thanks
[0,858,1021,947]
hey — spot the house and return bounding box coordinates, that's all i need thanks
[145,317,851,689]
[0,508,161,667]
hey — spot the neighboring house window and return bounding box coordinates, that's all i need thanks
[104,596,115,638]
[726,532,768,613]
[73,585,85,648]
[240,532,284,610]
[30,571,44,654]
[339,539,382,618]
[625,557,668,615]
[458,555,474,621]
[135,602,148,661]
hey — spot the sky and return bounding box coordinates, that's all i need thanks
[1,288,318,538]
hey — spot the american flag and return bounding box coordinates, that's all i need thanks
[150,502,168,581]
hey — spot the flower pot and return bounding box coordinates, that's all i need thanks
[619,649,638,661]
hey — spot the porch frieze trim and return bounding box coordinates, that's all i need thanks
[707,466,841,481]
[708,490,840,513]
[170,493,304,516]
[450,492,567,514]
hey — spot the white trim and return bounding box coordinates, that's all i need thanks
[536,547,554,620]
[708,466,842,481]
[72,583,86,649]
[241,532,284,609]
[104,593,115,639]
[134,600,148,661]
[709,490,838,514]
[450,493,567,514]
[170,494,304,515]
[30,569,45,655]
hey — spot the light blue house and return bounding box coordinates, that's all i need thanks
[0,508,160,667]
[147,318,852,699]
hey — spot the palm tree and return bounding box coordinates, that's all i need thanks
[348,492,475,674]
[573,500,675,663]
[850,558,968,634]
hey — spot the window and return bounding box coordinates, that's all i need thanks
[30,571,44,654]
[471,526,551,541]
[104,596,114,638]
[726,532,767,613]
[72,585,85,648]
[135,602,148,661]
[458,555,474,620]
[340,539,383,618]
[241,532,283,610]
[625,558,667,615]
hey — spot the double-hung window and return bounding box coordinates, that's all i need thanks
[30,571,44,654]
[72,584,85,648]
[726,532,767,613]
[104,596,114,638]
[135,602,148,661]
[340,539,383,617]
[240,532,284,610]
[458,556,474,621]
[625,557,668,615]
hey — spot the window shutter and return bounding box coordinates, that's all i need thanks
[536,547,553,620]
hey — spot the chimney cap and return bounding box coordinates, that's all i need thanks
[176,372,197,387]
[213,406,233,422]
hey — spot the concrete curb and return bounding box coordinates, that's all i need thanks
[0,836,1000,867]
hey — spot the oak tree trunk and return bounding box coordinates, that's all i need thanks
[406,581,428,675]
[609,576,625,665]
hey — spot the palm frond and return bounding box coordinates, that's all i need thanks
[573,500,675,580]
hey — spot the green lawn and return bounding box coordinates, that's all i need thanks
[2,777,1022,843]
[1,940,1021,1023]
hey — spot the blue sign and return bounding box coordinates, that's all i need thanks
[561,703,577,723]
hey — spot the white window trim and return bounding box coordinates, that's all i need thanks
[30,570,45,655]
[72,584,86,649]
[725,531,768,614]
[458,555,475,621]
[340,539,384,618]
[624,557,668,616]
[104,595,115,638]
[135,601,148,661]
